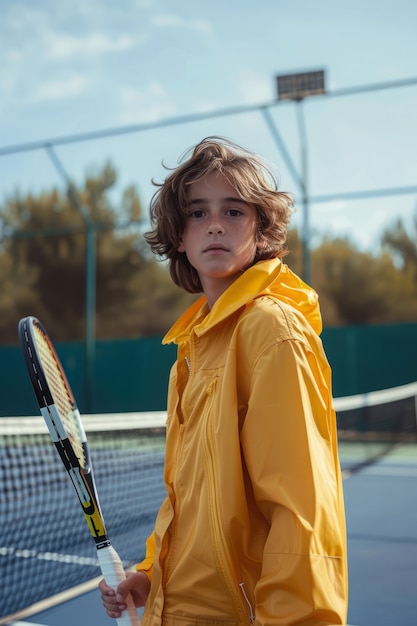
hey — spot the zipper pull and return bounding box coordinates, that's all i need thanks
[239,582,255,624]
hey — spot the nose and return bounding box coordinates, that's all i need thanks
[207,215,224,235]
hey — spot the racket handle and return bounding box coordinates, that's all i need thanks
[97,544,141,626]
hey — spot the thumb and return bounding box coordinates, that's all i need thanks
[116,574,138,601]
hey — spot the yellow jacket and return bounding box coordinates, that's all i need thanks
[138,259,348,625]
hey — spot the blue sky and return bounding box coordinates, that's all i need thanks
[1,0,416,250]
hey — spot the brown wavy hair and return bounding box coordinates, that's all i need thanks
[144,136,294,293]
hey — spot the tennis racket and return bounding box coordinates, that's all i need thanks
[18,316,141,626]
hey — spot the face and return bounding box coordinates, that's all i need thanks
[178,171,261,307]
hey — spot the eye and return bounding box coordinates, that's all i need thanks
[187,209,205,219]
[226,208,244,217]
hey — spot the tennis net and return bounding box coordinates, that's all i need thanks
[0,412,166,619]
[335,381,417,474]
[1,382,417,619]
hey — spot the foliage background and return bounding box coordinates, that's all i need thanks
[1,163,416,344]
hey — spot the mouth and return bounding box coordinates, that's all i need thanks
[203,243,229,253]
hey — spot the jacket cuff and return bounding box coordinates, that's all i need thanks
[135,531,156,582]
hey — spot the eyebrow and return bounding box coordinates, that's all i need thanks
[187,196,250,207]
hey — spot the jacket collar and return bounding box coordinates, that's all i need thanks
[162,259,322,345]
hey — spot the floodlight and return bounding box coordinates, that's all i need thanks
[276,70,325,101]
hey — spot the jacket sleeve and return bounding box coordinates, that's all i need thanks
[240,336,348,625]
[135,531,156,582]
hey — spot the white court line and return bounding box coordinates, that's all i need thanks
[0,566,138,626]
[343,464,417,479]
[361,465,417,477]
[5,620,360,626]
[0,578,101,626]
[7,622,48,625]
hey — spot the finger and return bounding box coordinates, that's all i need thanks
[100,586,123,611]
[117,575,137,598]
[99,578,115,596]
[102,595,127,616]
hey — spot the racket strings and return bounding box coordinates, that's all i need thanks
[33,324,86,467]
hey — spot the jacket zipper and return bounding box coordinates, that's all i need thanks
[178,355,191,424]
[202,378,255,624]
[164,353,190,583]
[239,582,255,624]
[163,420,185,585]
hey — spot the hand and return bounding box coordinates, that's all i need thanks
[99,571,151,618]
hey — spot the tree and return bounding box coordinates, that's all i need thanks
[0,163,195,344]
[285,228,303,277]
[311,234,417,326]
[382,212,417,280]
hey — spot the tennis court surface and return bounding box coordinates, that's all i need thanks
[1,383,416,626]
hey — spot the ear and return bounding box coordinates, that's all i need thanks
[178,239,185,252]
[256,235,267,251]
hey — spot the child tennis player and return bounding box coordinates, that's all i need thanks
[100,137,348,624]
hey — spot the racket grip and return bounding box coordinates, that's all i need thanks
[97,544,141,626]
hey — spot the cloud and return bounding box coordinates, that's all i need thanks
[134,0,158,7]
[236,69,273,105]
[29,74,90,103]
[117,83,177,124]
[43,32,137,59]
[151,13,212,35]
[0,3,141,107]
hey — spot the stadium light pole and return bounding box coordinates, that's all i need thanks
[276,69,326,284]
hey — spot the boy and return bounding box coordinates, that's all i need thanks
[100,137,348,625]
